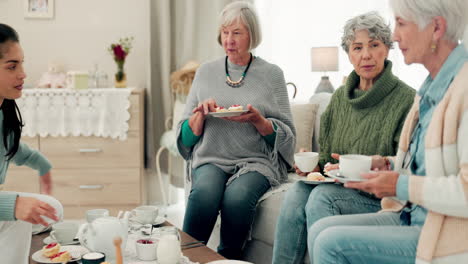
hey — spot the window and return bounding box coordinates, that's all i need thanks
[255,0,427,102]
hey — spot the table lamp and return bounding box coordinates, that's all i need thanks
[311,47,338,93]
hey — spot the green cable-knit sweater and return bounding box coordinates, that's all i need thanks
[319,60,415,168]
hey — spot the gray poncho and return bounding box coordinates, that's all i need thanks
[176,57,296,187]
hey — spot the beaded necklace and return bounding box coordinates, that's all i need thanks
[225,53,253,88]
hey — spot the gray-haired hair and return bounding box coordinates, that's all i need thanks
[341,11,393,53]
[217,1,262,50]
[389,0,467,43]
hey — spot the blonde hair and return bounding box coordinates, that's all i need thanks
[217,1,262,50]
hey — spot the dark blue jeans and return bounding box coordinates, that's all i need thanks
[183,163,271,259]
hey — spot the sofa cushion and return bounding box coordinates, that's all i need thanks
[290,103,318,152]
[250,173,304,244]
[308,93,332,152]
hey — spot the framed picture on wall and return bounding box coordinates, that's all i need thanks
[24,0,54,19]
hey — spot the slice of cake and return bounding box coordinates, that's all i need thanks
[307,172,325,181]
[42,243,60,258]
[215,106,228,112]
[228,104,243,111]
[50,251,72,263]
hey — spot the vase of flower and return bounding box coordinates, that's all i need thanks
[115,62,127,88]
[109,37,133,88]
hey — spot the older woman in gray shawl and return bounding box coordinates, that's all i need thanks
[176,1,295,259]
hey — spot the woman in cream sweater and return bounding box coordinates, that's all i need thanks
[308,0,468,263]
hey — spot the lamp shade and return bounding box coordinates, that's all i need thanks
[311,47,338,72]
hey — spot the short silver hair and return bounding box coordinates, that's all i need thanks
[389,0,467,43]
[341,11,393,53]
[217,1,262,50]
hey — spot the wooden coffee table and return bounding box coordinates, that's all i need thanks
[30,222,226,264]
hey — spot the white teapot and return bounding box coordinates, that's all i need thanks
[78,212,129,260]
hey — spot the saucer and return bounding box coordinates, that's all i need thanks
[129,216,166,226]
[43,236,80,246]
[32,224,51,235]
[326,169,367,183]
[153,216,166,226]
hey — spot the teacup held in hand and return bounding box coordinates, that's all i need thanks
[294,152,319,173]
[339,154,372,180]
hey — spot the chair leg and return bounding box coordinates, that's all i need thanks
[155,146,168,205]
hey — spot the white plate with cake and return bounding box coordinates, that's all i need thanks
[209,105,249,117]
[32,244,88,263]
[300,172,336,185]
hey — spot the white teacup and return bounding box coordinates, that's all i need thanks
[294,152,319,173]
[86,209,109,223]
[132,206,159,225]
[50,222,79,244]
[339,154,372,179]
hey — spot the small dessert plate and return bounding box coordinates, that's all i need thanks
[300,177,336,185]
[43,236,80,246]
[31,245,88,263]
[32,224,51,235]
[326,169,368,183]
[208,110,249,117]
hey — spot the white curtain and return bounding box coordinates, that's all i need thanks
[254,0,428,102]
[147,0,235,202]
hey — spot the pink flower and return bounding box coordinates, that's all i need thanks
[113,45,126,61]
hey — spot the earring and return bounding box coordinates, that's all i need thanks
[431,42,437,53]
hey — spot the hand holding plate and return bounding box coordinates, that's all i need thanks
[344,170,399,198]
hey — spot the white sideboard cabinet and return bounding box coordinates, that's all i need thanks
[3,88,146,219]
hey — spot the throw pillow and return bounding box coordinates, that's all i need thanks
[290,103,318,153]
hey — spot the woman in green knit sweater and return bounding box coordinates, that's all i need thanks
[272,12,415,264]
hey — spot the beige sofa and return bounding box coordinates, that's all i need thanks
[193,93,333,263]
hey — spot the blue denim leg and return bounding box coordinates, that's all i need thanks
[217,171,271,259]
[272,181,316,264]
[308,212,419,264]
[305,184,381,228]
[183,164,229,243]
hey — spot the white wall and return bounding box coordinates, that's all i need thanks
[255,1,465,102]
[0,0,150,89]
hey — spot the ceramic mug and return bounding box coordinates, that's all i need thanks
[50,222,79,244]
[294,152,319,172]
[157,227,181,264]
[339,154,372,179]
[132,206,159,225]
[136,239,158,261]
[86,209,109,223]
